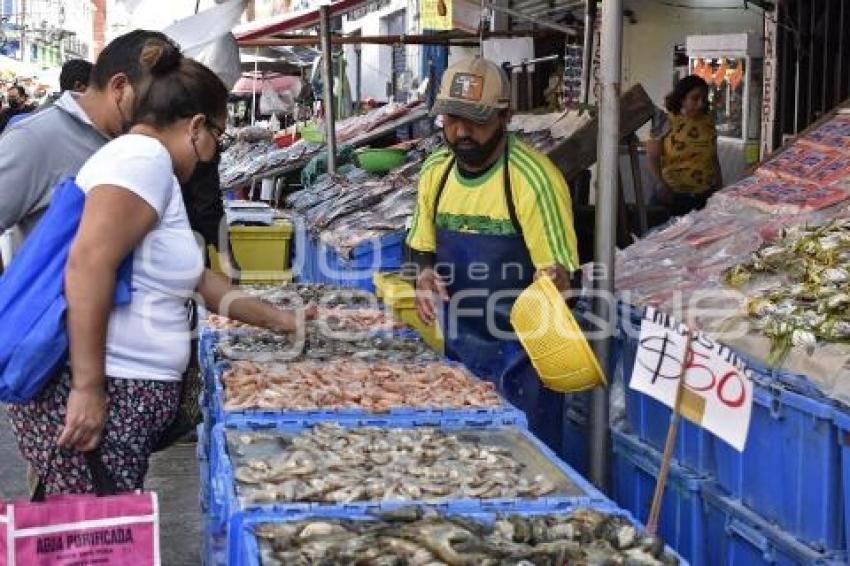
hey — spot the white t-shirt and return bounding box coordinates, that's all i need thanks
[76,134,205,381]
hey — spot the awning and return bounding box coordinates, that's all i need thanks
[234,0,367,42]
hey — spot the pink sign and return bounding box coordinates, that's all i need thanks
[3,493,159,566]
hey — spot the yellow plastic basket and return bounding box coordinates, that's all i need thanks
[510,275,605,392]
[373,272,444,353]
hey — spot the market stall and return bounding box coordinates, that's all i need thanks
[601,103,850,564]
[219,100,429,190]
[195,282,684,565]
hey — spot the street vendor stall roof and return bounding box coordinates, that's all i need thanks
[234,0,368,42]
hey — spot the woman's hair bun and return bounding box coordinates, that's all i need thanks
[139,37,183,76]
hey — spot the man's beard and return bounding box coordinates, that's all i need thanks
[445,126,505,169]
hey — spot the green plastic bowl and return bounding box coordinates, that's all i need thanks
[299,122,324,143]
[355,147,408,173]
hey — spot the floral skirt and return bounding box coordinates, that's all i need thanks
[8,368,180,496]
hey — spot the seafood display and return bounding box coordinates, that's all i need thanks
[724,216,850,362]
[334,101,422,143]
[208,307,402,333]
[253,507,679,565]
[615,110,850,316]
[222,360,502,412]
[281,114,575,257]
[610,110,850,402]
[216,326,440,364]
[205,283,403,332]
[240,283,378,308]
[219,103,424,189]
[220,138,323,188]
[285,135,441,256]
[228,424,567,505]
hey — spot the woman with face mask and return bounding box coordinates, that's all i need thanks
[647,75,724,217]
[7,37,312,495]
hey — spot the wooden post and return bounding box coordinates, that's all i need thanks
[646,333,692,535]
[627,133,648,235]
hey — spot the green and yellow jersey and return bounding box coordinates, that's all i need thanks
[407,136,579,271]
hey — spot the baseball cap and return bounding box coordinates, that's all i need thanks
[431,57,511,123]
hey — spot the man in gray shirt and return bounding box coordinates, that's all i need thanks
[0,30,172,239]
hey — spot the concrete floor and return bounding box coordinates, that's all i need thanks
[0,405,202,566]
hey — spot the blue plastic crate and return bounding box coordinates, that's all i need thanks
[713,384,843,553]
[742,354,828,402]
[341,230,406,269]
[296,233,404,292]
[207,419,610,534]
[703,485,846,565]
[199,326,219,387]
[835,408,850,557]
[197,422,208,462]
[200,458,210,513]
[230,505,687,566]
[612,426,709,565]
[616,306,716,476]
[561,401,589,478]
[202,516,227,566]
[206,359,527,430]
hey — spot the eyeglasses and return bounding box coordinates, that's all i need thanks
[206,121,230,153]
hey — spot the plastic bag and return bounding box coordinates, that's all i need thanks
[260,87,295,115]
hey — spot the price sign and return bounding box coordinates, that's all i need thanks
[630,306,753,452]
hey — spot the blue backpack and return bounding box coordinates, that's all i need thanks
[0,177,132,403]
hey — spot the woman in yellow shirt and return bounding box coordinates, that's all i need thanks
[647,75,723,216]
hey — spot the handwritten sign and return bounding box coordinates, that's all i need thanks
[630,306,753,451]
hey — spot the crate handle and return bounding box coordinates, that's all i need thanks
[727,518,772,559]
[629,452,661,478]
[769,396,783,420]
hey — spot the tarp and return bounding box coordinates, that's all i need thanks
[233,0,367,42]
[162,0,247,90]
[232,74,302,95]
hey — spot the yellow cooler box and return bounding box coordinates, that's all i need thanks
[209,220,293,284]
[373,272,444,353]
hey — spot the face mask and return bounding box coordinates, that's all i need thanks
[187,136,219,184]
[185,151,219,187]
[445,125,505,169]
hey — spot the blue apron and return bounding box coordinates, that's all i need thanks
[433,150,564,450]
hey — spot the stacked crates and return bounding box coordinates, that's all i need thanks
[612,302,848,565]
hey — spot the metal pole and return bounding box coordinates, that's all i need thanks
[580,0,596,106]
[19,0,26,63]
[355,45,362,107]
[590,0,622,490]
[251,47,258,126]
[320,5,337,174]
[238,30,558,48]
